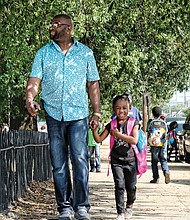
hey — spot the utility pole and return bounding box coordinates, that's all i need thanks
[184,90,187,107]
[142,93,151,132]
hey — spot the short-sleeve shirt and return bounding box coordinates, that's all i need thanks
[30,38,100,121]
[88,125,102,147]
[106,118,139,162]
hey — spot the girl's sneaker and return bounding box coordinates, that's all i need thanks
[125,208,133,219]
[115,213,125,220]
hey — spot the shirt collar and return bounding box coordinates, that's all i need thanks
[50,37,78,50]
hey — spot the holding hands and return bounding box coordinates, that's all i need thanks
[89,114,100,130]
[110,127,120,137]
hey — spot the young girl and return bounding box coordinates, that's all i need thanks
[92,94,139,220]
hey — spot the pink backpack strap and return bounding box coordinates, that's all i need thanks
[109,118,117,155]
[126,117,136,136]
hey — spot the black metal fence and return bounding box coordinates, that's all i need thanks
[0,130,52,212]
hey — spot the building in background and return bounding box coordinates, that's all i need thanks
[169,89,190,107]
[164,88,190,117]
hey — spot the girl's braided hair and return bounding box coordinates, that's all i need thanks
[112,93,130,109]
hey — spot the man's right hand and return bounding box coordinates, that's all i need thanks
[26,100,41,117]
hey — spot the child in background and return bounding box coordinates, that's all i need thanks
[88,122,102,172]
[167,121,178,161]
[92,94,139,220]
[147,106,170,184]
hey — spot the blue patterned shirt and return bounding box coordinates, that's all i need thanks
[30,38,100,121]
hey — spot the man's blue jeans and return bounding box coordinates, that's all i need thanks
[150,144,170,180]
[45,114,90,213]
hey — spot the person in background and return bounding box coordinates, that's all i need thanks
[88,122,102,172]
[127,93,142,122]
[167,121,178,162]
[26,14,100,220]
[147,106,170,184]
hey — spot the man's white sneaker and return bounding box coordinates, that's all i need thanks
[58,211,73,220]
[74,209,90,220]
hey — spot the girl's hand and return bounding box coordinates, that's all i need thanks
[110,127,119,137]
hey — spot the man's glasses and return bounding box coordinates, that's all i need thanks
[49,22,69,29]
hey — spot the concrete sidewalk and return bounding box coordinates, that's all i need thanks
[1,143,189,220]
[88,144,190,220]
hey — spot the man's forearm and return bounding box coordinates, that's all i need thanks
[26,77,41,102]
[88,81,100,113]
[25,77,41,116]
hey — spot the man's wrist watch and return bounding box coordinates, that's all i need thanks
[93,112,101,119]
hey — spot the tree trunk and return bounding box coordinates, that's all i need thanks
[10,96,37,130]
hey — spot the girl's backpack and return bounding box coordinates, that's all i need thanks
[109,117,147,177]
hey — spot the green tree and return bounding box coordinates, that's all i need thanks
[183,107,190,117]
[97,0,190,111]
[1,0,190,128]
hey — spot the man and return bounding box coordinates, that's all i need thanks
[26,14,100,220]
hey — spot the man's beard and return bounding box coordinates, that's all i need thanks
[50,33,56,40]
[49,30,59,41]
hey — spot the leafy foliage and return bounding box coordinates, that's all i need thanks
[1,0,190,127]
[183,107,190,117]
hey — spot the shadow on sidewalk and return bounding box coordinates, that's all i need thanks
[171,178,190,185]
